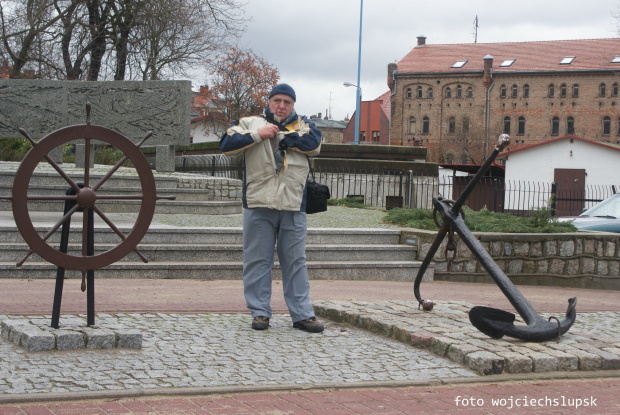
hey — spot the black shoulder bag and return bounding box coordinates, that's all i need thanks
[263,116,330,214]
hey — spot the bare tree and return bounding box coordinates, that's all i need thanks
[209,47,280,120]
[0,0,246,81]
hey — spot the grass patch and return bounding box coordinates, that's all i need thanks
[327,196,370,209]
[384,206,577,233]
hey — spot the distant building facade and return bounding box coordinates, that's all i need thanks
[343,91,392,145]
[387,37,620,164]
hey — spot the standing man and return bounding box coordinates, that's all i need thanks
[219,83,324,333]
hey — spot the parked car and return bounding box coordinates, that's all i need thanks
[557,193,620,233]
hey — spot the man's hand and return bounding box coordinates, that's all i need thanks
[258,124,279,139]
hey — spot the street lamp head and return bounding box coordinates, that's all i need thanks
[343,82,356,88]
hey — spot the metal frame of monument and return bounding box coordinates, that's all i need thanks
[0,103,174,329]
[413,134,577,342]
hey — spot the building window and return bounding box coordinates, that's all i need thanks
[511,84,518,98]
[406,88,412,99]
[500,84,507,98]
[523,84,529,98]
[548,84,555,98]
[422,116,430,134]
[567,117,575,135]
[359,131,366,142]
[445,87,452,98]
[446,153,454,164]
[503,116,511,134]
[448,117,456,134]
[456,85,462,98]
[518,117,525,135]
[416,86,423,98]
[560,84,567,98]
[613,83,619,97]
[466,86,473,98]
[427,87,433,98]
[372,131,379,143]
[572,84,579,98]
[551,117,560,135]
[560,56,575,65]
[408,117,416,134]
[462,117,469,133]
[617,118,620,135]
[603,116,611,135]
[600,83,606,97]
[452,60,467,68]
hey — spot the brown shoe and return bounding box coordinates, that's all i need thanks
[293,317,324,333]
[252,316,270,330]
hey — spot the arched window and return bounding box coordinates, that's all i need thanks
[600,83,606,97]
[416,86,423,98]
[448,117,456,134]
[446,153,454,164]
[523,84,530,98]
[406,88,412,99]
[567,117,575,135]
[503,116,511,134]
[572,84,579,98]
[560,84,567,98]
[467,86,473,98]
[456,85,462,98]
[445,87,452,98]
[500,84,507,98]
[548,84,555,98]
[427,87,433,98]
[511,84,518,98]
[422,116,430,134]
[518,117,526,135]
[551,117,560,135]
[408,117,416,134]
[603,116,611,135]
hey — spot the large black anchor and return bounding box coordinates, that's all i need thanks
[413,134,577,342]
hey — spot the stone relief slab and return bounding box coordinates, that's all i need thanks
[0,80,190,145]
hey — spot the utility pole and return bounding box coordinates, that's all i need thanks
[473,15,479,43]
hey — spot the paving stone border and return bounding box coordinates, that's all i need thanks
[0,318,141,352]
[314,300,620,376]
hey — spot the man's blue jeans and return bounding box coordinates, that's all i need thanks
[242,208,315,322]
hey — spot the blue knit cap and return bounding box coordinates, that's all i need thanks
[269,83,296,102]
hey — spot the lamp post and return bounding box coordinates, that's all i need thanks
[343,82,362,144]
[345,0,363,145]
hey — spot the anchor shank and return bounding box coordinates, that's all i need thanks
[435,199,540,325]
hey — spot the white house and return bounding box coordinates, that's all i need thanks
[190,114,230,144]
[498,135,620,213]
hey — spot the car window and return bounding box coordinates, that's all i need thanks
[582,195,620,218]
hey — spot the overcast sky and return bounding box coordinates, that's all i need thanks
[191,0,620,121]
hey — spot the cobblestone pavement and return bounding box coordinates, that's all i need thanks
[315,300,620,376]
[0,313,475,397]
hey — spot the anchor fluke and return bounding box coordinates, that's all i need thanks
[469,306,516,339]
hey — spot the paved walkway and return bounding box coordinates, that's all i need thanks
[0,203,619,413]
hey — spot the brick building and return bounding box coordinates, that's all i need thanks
[343,91,392,144]
[387,37,620,164]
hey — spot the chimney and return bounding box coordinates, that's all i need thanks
[483,54,493,85]
[417,36,427,46]
[387,63,397,91]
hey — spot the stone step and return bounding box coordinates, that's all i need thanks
[0,226,402,246]
[0,260,431,282]
[0,170,179,189]
[0,243,416,263]
[0,199,242,215]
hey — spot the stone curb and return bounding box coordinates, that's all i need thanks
[1,370,618,405]
[313,300,620,376]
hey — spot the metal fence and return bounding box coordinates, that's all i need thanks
[177,154,619,215]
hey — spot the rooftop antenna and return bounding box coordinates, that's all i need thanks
[329,91,333,119]
[473,15,479,43]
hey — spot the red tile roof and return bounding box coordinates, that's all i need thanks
[397,38,620,74]
[498,135,620,158]
[374,90,391,120]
